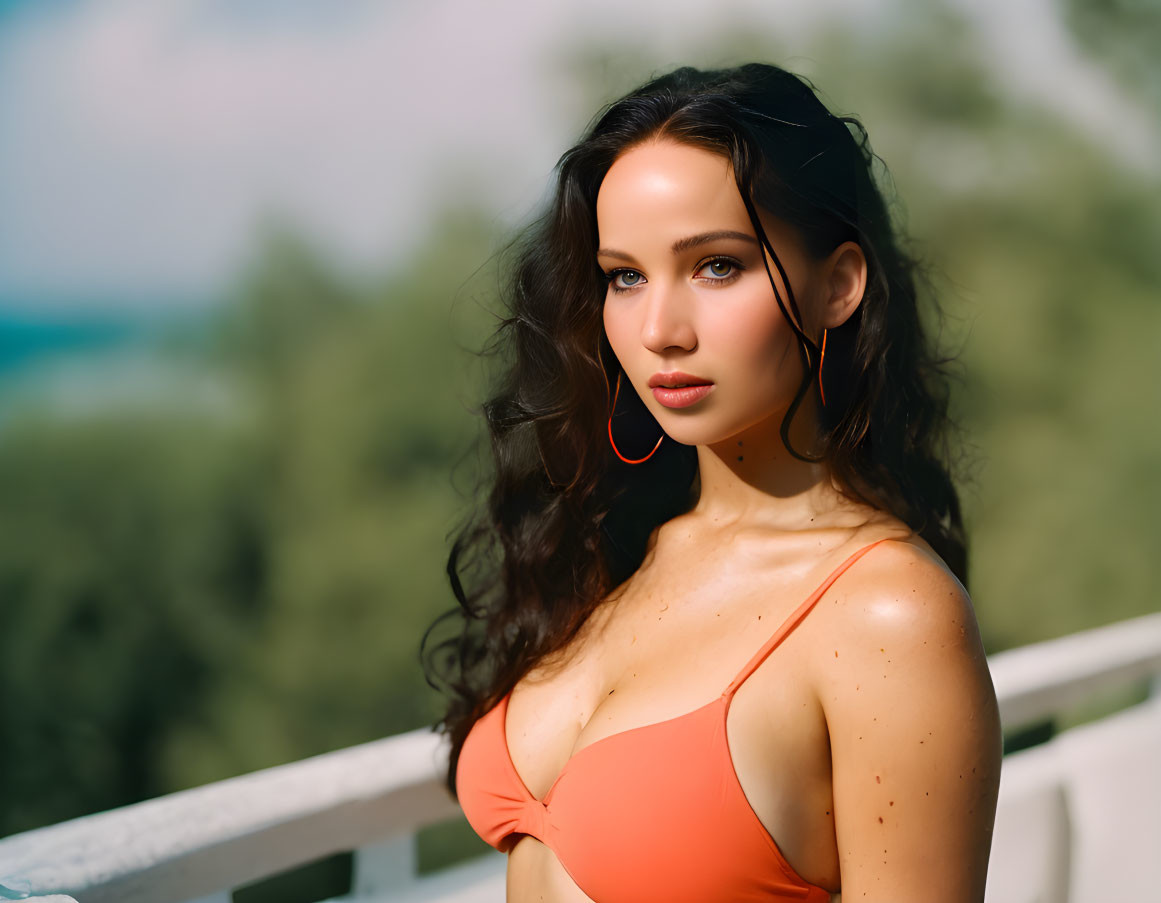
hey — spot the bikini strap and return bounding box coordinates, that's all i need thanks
[723,537,894,699]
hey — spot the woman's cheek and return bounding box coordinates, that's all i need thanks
[603,308,639,375]
[714,305,798,393]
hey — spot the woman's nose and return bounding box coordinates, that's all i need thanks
[640,281,697,353]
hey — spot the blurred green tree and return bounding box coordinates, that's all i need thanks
[0,414,266,834]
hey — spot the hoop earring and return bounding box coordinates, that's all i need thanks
[607,370,664,464]
[818,327,828,407]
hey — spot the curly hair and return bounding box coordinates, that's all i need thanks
[421,62,968,799]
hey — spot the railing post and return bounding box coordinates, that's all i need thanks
[351,833,417,897]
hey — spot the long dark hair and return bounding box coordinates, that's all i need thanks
[421,62,968,798]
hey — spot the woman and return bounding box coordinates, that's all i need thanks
[422,63,1002,902]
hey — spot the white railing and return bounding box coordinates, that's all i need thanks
[2,612,1159,903]
[984,612,1161,903]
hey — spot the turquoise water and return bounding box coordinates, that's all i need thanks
[0,309,225,424]
[0,313,143,379]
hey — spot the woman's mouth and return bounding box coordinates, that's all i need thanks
[651,384,715,408]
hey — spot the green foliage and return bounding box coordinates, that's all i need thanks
[0,414,267,834]
[162,213,504,785]
[1062,0,1161,111]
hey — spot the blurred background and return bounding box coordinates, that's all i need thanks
[0,0,1158,898]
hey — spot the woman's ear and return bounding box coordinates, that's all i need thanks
[821,241,867,329]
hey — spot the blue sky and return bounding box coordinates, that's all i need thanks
[0,0,1155,317]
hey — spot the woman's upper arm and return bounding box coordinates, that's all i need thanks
[820,542,1002,902]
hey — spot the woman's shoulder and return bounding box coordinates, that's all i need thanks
[843,527,973,630]
[811,524,990,701]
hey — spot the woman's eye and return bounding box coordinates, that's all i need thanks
[698,258,741,280]
[607,269,645,292]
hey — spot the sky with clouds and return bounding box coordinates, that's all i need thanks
[0,0,1155,315]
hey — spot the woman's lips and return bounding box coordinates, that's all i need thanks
[651,384,715,408]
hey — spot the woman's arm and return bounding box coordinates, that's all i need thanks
[821,541,1002,902]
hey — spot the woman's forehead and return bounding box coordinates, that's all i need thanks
[595,139,797,257]
[596,140,750,243]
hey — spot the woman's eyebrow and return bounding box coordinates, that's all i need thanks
[597,229,759,261]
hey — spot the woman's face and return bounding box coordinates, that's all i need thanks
[597,137,826,450]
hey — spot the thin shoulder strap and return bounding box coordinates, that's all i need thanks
[723,537,893,698]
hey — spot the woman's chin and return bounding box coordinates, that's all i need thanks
[651,424,730,449]
[651,408,776,448]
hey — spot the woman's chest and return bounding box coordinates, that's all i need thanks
[502,546,843,888]
[503,540,840,817]
[504,547,769,784]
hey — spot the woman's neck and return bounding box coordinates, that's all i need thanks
[689,403,867,534]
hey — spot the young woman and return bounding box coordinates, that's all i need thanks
[423,62,1001,902]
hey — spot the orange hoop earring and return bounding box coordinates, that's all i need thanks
[817,327,828,407]
[608,370,664,464]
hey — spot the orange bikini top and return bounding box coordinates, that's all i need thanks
[456,538,893,902]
